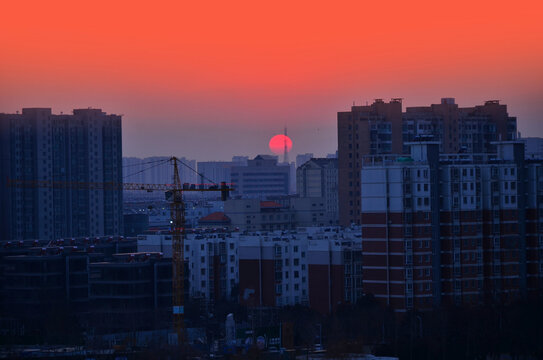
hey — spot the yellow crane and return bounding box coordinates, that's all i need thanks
[7,156,232,346]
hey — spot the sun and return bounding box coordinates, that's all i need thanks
[269,134,293,155]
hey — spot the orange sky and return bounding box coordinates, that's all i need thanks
[1,0,542,160]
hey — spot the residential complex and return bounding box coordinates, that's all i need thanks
[137,227,362,314]
[0,108,123,241]
[360,140,543,312]
[338,98,518,226]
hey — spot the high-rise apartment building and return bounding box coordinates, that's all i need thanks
[338,98,518,226]
[0,108,123,241]
[360,141,543,312]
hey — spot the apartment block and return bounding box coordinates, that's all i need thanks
[360,141,543,312]
[137,231,240,302]
[338,98,518,226]
[237,227,362,314]
[0,108,123,240]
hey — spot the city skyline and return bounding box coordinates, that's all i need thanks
[1,1,542,161]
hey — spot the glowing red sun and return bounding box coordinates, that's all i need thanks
[269,134,293,155]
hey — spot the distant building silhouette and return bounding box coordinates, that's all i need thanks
[230,155,290,198]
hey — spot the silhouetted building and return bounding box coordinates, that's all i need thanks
[0,108,123,240]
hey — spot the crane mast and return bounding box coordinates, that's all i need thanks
[6,157,233,347]
[170,157,185,344]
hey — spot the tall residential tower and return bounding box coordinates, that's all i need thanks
[0,108,123,240]
[338,98,517,226]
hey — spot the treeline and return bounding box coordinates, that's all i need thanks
[279,294,543,359]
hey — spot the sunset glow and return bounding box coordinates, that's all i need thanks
[1,0,542,160]
[269,134,293,156]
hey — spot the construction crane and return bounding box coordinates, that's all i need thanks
[7,156,232,346]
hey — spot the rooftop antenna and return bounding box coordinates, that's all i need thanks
[283,126,289,164]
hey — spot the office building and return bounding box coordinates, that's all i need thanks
[338,98,518,226]
[0,108,123,240]
[360,141,543,312]
[230,155,290,198]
